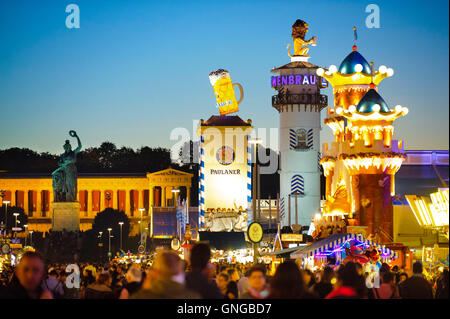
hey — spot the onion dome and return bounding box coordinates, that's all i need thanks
[356,88,390,113]
[338,49,372,74]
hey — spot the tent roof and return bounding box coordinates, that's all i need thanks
[290,233,397,259]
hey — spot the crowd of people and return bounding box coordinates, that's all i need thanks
[0,243,448,299]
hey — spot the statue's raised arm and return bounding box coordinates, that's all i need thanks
[70,130,82,154]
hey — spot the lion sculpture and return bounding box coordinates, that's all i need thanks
[287,19,317,57]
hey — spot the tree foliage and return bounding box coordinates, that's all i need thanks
[91,208,131,253]
[0,205,28,233]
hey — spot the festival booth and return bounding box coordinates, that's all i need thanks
[198,231,254,264]
[290,233,398,271]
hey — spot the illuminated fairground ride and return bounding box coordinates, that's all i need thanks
[406,189,449,239]
[315,31,408,244]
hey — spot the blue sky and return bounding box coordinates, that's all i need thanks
[0,0,448,154]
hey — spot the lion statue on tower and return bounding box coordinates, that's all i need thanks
[287,19,317,57]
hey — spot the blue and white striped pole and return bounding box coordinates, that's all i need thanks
[199,135,205,228]
[247,134,253,225]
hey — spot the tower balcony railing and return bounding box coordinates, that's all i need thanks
[272,93,328,106]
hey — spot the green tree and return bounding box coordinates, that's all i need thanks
[0,205,28,234]
[91,208,131,255]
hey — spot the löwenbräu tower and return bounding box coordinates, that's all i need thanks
[271,20,328,229]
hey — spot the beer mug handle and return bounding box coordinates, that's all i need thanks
[233,83,244,105]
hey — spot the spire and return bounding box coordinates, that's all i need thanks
[370,61,376,89]
[353,26,358,51]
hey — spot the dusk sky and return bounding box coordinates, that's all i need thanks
[0,0,448,155]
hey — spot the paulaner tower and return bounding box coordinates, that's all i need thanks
[318,34,408,243]
[271,20,328,228]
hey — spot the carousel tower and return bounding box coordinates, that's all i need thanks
[318,33,408,243]
[271,20,328,228]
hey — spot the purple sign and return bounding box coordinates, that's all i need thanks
[271,74,317,87]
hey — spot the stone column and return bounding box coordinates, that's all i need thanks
[126,189,132,217]
[149,186,154,208]
[36,190,42,217]
[11,189,17,206]
[162,187,166,208]
[87,190,93,217]
[113,190,119,210]
[49,190,54,215]
[139,190,144,211]
[24,190,29,216]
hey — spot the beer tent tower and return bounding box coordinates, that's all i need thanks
[271,20,328,229]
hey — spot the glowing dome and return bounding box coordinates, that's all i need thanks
[356,89,390,113]
[338,50,372,74]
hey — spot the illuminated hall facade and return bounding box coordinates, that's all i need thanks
[0,168,193,235]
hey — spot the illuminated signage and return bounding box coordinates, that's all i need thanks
[216,146,235,165]
[271,74,317,87]
[281,234,304,242]
[271,74,328,88]
[210,169,241,175]
[209,69,244,116]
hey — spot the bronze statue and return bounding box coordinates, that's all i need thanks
[52,130,82,202]
[287,19,317,57]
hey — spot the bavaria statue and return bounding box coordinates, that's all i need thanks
[52,130,82,202]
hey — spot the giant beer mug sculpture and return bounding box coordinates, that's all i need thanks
[209,69,244,115]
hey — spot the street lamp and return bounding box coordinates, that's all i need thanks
[3,200,10,236]
[248,138,262,222]
[138,208,145,245]
[118,222,124,251]
[171,189,180,207]
[13,213,19,238]
[171,189,181,236]
[107,228,112,260]
[29,230,33,247]
[249,138,263,265]
[13,213,19,228]
[24,224,28,246]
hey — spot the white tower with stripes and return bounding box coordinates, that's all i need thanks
[271,57,328,228]
[196,115,253,229]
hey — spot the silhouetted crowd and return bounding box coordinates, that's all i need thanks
[0,243,448,299]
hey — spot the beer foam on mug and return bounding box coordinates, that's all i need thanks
[209,69,230,86]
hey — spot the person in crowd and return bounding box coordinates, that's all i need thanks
[237,267,250,297]
[397,272,408,284]
[268,260,315,299]
[326,262,361,299]
[225,268,239,299]
[240,265,269,299]
[435,269,449,299]
[60,270,80,299]
[82,264,96,287]
[399,262,433,299]
[84,272,115,299]
[119,265,142,299]
[216,273,230,297]
[302,269,316,293]
[131,251,200,299]
[313,266,335,299]
[1,251,53,299]
[185,243,223,299]
[42,268,64,299]
[204,262,217,282]
[371,271,400,299]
